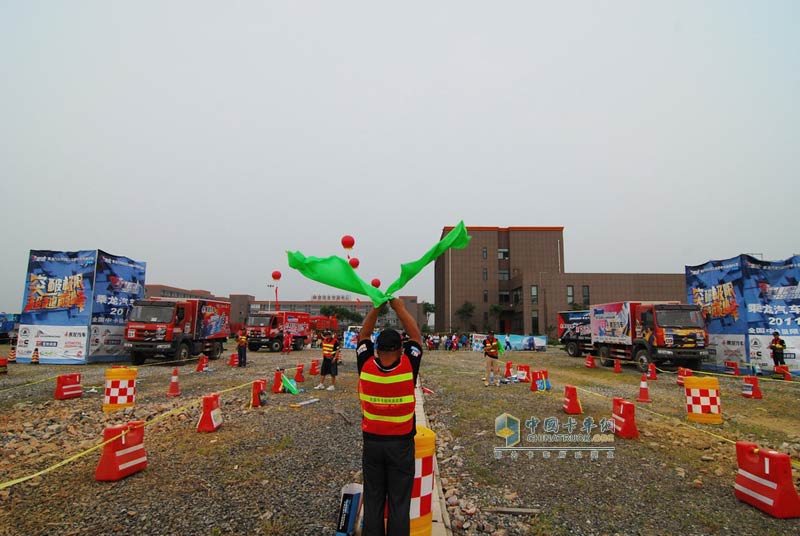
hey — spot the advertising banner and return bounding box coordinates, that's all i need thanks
[16,324,89,363]
[470,333,546,352]
[89,250,146,359]
[590,302,632,345]
[686,254,799,373]
[20,250,97,328]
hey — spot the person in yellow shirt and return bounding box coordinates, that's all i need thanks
[237,329,248,368]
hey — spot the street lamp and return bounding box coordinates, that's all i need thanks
[539,272,547,337]
[266,284,275,311]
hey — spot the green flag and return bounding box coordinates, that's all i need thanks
[287,221,471,307]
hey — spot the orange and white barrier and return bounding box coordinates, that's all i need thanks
[734,442,800,519]
[7,348,16,363]
[584,355,596,369]
[613,359,621,374]
[295,363,305,383]
[646,363,658,381]
[684,376,722,424]
[94,421,147,481]
[612,398,639,439]
[0,357,6,375]
[410,426,436,534]
[196,356,209,373]
[228,353,239,367]
[725,360,741,376]
[167,368,181,397]
[741,376,763,399]
[197,393,222,432]
[530,370,541,392]
[504,361,514,378]
[309,359,320,375]
[562,385,582,414]
[103,366,137,412]
[251,379,268,408]
[272,370,284,393]
[516,365,531,383]
[636,374,652,403]
[54,373,82,400]
[773,365,792,381]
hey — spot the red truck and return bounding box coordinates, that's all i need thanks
[246,310,311,352]
[590,301,709,372]
[557,310,592,357]
[124,298,230,365]
[309,315,338,333]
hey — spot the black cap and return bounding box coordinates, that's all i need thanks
[773,331,780,336]
[377,329,402,351]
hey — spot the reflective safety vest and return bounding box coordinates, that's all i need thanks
[484,337,499,357]
[322,338,337,358]
[358,355,416,436]
[237,335,247,347]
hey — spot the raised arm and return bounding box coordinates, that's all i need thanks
[360,305,382,342]
[390,299,421,344]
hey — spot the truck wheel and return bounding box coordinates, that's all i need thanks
[248,343,259,352]
[598,346,613,367]
[208,341,223,360]
[566,342,581,357]
[131,352,145,366]
[177,343,191,361]
[635,348,650,373]
[686,358,701,371]
[269,339,282,353]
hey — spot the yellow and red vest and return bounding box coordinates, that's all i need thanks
[322,338,337,358]
[358,355,416,436]
[484,337,499,357]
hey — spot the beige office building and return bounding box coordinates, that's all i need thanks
[434,226,685,337]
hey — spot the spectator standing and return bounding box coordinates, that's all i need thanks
[769,331,786,367]
[315,331,340,391]
[483,331,500,387]
[237,329,247,368]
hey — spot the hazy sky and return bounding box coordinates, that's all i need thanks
[1,1,798,312]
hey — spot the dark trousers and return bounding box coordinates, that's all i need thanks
[362,437,415,536]
[237,345,246,367]
[772,352,785,367]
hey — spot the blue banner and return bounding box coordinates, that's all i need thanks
[91,250,146,326]
[20,250,97,327]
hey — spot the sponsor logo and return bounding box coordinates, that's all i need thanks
[495,413,521,447]
[36,341,58,348]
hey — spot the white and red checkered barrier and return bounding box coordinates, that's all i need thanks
[102,366,137,412]
[684,376,722,424]
[410,426,436,535]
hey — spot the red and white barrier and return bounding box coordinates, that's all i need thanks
[734,442,800,518]
[612,398,639,439]
[54,373,82,400]
[197,393,222,432]
[95,421,148,481]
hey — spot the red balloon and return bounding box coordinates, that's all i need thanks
[271,271,282,281]
[348,257,360,269]
[371,278,381,288]
[341,235,355,250]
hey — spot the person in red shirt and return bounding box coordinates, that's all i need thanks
[357,299,422,536]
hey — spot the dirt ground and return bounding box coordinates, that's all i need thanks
[1,343,799,535]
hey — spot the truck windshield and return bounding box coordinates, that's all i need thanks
[247,316,273,327]
[655,308,705,328]
[129,305,175,323]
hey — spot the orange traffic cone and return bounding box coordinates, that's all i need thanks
[584,354,597,369]
[637,374,652,403]
[295,363,305,383]
[613,359,621,373]
[196,356,207,372]
[309,359,320,376]
[30,348,40,365]
[504,361,514,378]
[741,376,763,399]
[228,353,239,367]
[272,369,284,393]
[167,368,181,397]
[563,385,583,414]
[251,379,268,407]
[677,367,693,386]
[647,363,658,380]
[8,348,16,363]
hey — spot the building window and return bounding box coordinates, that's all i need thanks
[567,285,574,305]
[483,290,489,303]
[530,285,538,304]
[531,311,539,335]
[498,248,509,260]
[498,270,510,281]
[482,268,488,281]
[482,247,488,260]
[499,291,510,304]
[582,285,590,305]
